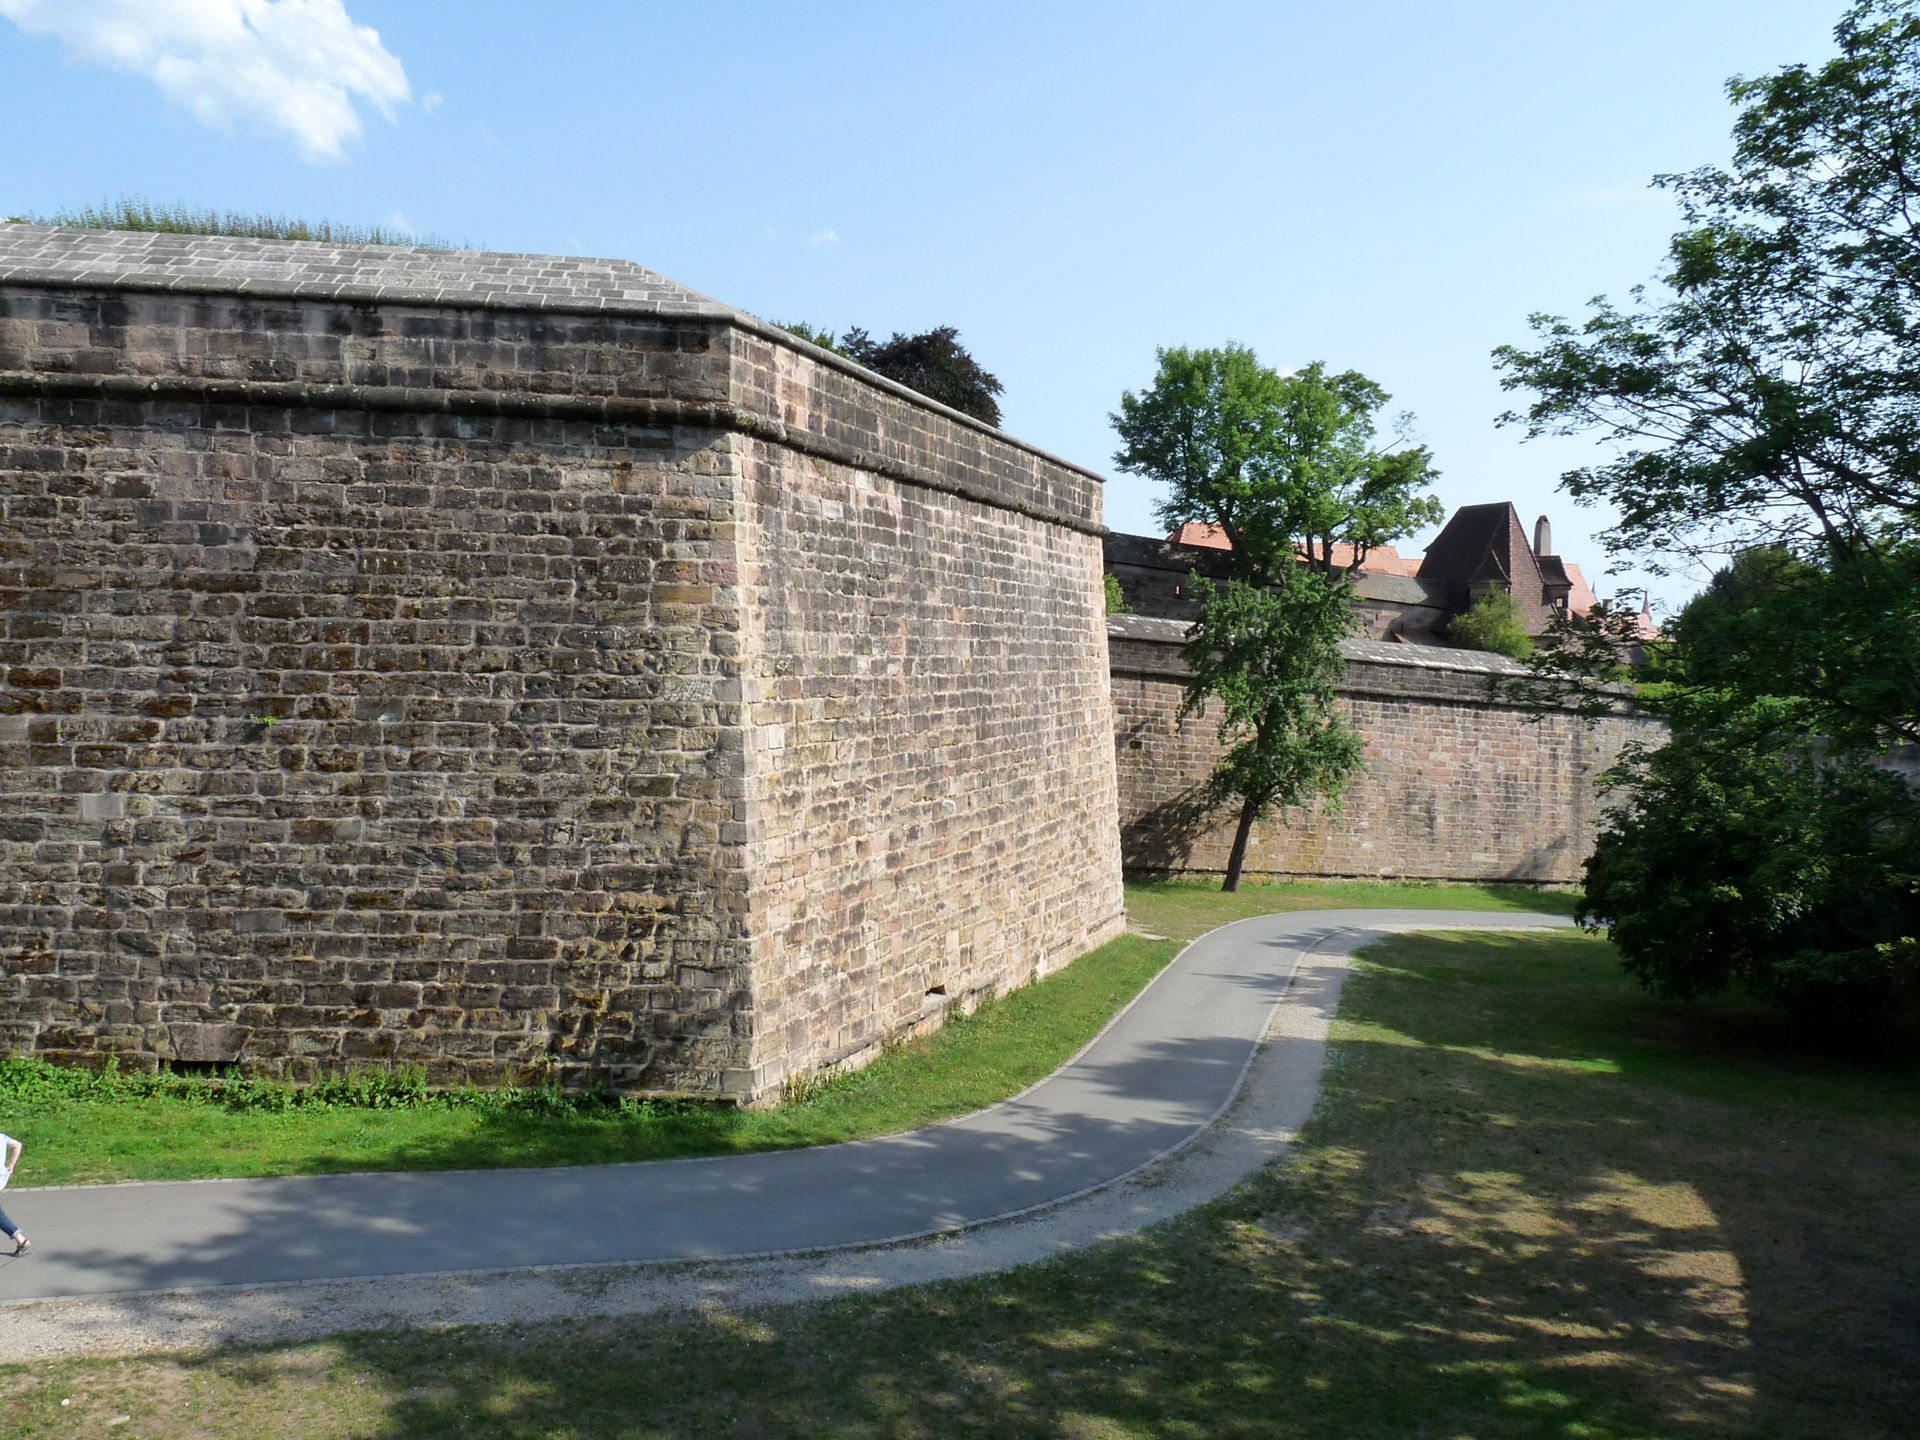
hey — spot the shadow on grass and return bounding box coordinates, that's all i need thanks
[31,929,1912,1439]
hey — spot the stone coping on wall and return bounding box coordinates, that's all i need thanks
[0,224,1110,493]
[1107,613,1531,674]
[0,223,736,315]
[1107,614,1643,717]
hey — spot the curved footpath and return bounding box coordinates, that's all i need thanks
[0,908,1572,1356]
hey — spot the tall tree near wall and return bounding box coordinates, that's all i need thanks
[1113,345,1443,890]
[1496,0,1920,1020]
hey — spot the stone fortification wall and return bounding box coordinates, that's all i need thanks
[725,330,1124,1093]
[1110,615,1658,884]
[0,226,1123,1099]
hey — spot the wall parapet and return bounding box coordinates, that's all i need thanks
[1108,614,1643,712]
[0,223,1112,520]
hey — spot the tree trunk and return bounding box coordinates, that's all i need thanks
[1221,794,1261,892]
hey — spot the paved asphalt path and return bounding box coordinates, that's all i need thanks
[0,908,1572,1304]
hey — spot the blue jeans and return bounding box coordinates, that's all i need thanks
[0,1201,17,1239]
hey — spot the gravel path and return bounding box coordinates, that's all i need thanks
[0,909,1572,1358]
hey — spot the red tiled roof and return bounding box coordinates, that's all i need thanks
[1165,525,1417,575]
[1167,522,1232,550]
[1562,561,1599,617]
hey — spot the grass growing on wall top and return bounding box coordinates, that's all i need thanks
[4,196,461,248]
[2,879,1552,1187]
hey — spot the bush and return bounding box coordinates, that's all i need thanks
[1449,590,1534,659]
[1579,709,1920,1027]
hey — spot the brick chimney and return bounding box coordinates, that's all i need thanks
[1533,515,1552,557]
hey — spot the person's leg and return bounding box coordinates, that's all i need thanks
[0,1201,25,1253]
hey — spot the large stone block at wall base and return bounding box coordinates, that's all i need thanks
[0,226,1126,1100]
[1109,617,1664,885]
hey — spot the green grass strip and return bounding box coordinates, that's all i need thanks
[4,880,1563,1187]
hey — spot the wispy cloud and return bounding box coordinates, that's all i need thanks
[420,89,442,113]
[382,208,413,234]
[808,227,839,248]
[474,119,500,148]
[0,0,410,164]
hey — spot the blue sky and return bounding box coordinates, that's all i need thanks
[0,1,1846,611]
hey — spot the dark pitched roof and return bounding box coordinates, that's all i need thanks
[1418,503,1520,583]
[1416,501,1554,626]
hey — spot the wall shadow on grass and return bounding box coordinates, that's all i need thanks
[142,1065,1753,1436]
[58,929,1913,1440]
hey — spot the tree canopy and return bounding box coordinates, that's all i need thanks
[780,322,1005,427]
[1448,591,1534,660]
[1113,346,1442,581]
[1578,565,1920,1029]
[1494,0,1920,575]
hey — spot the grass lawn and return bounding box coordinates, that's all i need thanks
[7,919,1915,1437]
[4,879,1563,1187]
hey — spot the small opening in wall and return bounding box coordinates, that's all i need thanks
[164,1059,233,1078]
[925,984,948,998]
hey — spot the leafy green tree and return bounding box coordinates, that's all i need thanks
[1113,346,1442,583]
[1497,2,1920,1021]
[1662,545,1920,748]
[843,326,1004,426]
[1448,591,1534,660]
[1494,0,1920,579]
[776,320,847,356]
[1103,572,1130,615]
[1112,344,1441,889]
[1177,570,1365,889]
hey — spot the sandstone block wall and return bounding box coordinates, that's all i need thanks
[1110,617,1659,884]
[0,227,1124,1098]
[728,334,1124,1090]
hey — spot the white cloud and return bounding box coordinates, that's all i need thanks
[420,89,442,113]
[382,208,413,234]
[0,0,411,164]
[474,119,499,148]
[808,227,839,247]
